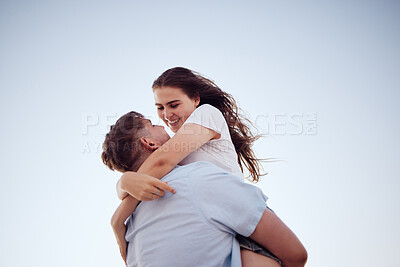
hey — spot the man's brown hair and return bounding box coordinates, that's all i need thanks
[101,111,147,172]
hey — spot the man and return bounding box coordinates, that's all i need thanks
[102,111,307,267]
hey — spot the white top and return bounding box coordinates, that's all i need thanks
[179,104,244,178]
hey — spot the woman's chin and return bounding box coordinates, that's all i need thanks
[168,122,182,132]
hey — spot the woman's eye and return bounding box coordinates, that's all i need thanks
[170,104,178,108]
[157,106,164,110]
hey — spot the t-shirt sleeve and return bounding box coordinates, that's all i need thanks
[183,104,227,135]
[188,162,268,237]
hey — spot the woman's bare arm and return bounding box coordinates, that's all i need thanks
[119,123,219,198]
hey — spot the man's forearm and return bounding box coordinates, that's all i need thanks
[111,196,140,227]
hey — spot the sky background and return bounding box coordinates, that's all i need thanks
[1,0,399,266]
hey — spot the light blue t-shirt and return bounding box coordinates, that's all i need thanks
[125,162,268,267]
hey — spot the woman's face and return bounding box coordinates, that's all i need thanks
[153,86,200,133]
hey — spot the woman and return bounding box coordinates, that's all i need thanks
[103,67,307,266]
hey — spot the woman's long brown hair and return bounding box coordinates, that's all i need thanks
[152,67,265,182]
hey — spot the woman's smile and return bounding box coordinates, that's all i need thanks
[167,118,180,127]
[153,86,199,133]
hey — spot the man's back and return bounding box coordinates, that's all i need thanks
[125,162,268,267]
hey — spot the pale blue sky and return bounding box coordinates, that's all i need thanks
[1,1,399,266]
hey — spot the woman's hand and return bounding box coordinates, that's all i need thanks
[119,172,176,201]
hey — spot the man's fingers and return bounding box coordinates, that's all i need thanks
[120,250,126,263]
[119,245,127,265]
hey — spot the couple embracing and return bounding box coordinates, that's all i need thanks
[101,67,307,267]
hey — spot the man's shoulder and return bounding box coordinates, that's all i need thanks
[181,162,242,187]
[179,161,226,174]
[164,161,228,181]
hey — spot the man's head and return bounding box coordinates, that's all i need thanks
[101,111,170,172]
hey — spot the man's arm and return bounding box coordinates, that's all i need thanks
[110,196,140,265]
[249,209,308,267]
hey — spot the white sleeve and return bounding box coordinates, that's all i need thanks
[183,104,227,135]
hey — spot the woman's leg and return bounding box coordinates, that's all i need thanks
[241,249,281,267]
[249,209,308,267]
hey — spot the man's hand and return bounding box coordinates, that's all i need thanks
[111,197,140,265]
[118,172,176,201]
[112,222,128,265]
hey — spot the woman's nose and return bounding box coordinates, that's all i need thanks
[163,108,173,120]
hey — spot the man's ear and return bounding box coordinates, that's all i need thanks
[194,95,200,107]
[140,137,160,151]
